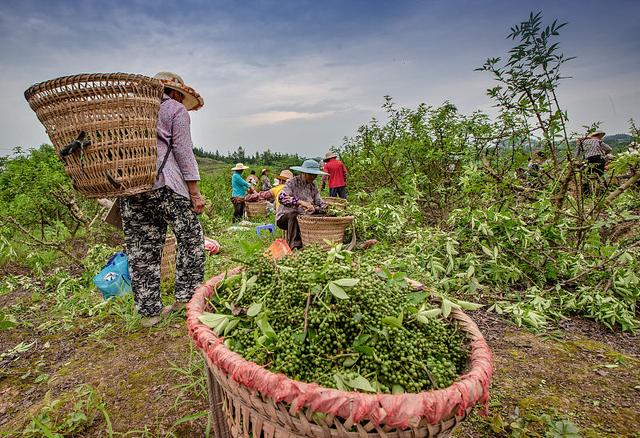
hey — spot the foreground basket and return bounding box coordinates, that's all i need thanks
[24,73,164,198]
[323,197,348,211]
[187,269,493,438]
[160,235,177,281]
[298,215,354,249]
[246,200,268,219]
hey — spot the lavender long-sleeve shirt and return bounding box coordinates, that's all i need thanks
[152,94,200,199]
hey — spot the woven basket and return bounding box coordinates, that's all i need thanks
[297,215,354,249]
[187,269,493,438]
[160,235,177,281]
[246,200,268,218]
[323,197,348,211]
[24,73,164,198]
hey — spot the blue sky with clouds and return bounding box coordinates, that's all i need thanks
[1,0,638,157]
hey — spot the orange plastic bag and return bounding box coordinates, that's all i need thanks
[264,238,291,260]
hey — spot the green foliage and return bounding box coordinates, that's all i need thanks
[201,246,468,393]
[20,385,110,437]
[0,145,91,236]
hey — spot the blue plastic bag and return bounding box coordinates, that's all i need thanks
[93,252,132,299]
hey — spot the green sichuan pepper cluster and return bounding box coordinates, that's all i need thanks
[200,245,468,393]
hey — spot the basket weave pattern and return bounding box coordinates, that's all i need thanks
[187,269,493,438]
[246,200,268,218]
[298,215,354,249]
[24,73,163,198]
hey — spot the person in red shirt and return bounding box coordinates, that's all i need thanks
[321,151,348,199]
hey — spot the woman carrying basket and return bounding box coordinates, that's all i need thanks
[120,72,206,327]
[276,160,327,250]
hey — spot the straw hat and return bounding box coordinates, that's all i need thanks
[231,163,249,171]
[324,151,337,161]
[154,72,204,111]
[276,170,293,181]
[261,168,268,175]
[290,159,328,175]
[587,130,606,138]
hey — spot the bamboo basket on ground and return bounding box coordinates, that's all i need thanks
[160,235,177,281]
[323,196,348,211]
[24,73,164,198]
[245,200,268,219]
[187,268,493,438]
[297,215,354,249]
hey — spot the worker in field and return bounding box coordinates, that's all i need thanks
[120,72,205,328]
[271,170,293,210]
[247,169,259,187]
[277,160,327,249]
[261,168,272,191]
[321,151,348,199]
[578,130,612,196]
[231,163,252,222]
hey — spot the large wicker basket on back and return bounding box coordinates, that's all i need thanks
[297,215,354,249]
[187,269,493,438]
[24,73,164,198]
[245,200,268,219]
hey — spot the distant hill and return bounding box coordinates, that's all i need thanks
[604,134,635,152]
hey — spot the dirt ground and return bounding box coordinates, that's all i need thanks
[1,286,639,437]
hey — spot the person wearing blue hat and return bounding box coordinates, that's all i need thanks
[276,159,328,249]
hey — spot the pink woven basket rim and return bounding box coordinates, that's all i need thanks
[187,268,493,428]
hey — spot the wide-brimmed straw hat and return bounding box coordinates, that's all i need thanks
[290,159,328,175]
[275,170,293,181]
[261,168,268,175]
[154,72,204,111]
[587,130,606,138]
[231,163,249,171]
[324,151,337,161]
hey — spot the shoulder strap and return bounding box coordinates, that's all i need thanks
[156,143,173,180]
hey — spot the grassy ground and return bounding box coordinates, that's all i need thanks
[0,198,639,436]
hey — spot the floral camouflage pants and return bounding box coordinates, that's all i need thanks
[121,187,204,317]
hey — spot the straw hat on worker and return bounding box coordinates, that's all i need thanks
[586,130,606,139]
[275,170,293,182]
[231,163,250,171]
[154,72,204,111]
[324,151,337,161]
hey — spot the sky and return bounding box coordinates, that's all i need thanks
[1,0,638,157]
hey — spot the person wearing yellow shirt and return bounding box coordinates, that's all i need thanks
[271,170,293,210]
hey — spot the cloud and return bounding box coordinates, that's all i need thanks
[241,110,335,126]
[1,0,639,157]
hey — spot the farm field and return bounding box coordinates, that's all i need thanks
[2,11,640,438]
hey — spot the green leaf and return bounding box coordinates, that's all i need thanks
[391,384,405,394]
[332,278,359,288]
[246,275,258,290]
[334,373,349,391]
[442,299,452,318]
[224,319,239,336]
[256,316,276,340]
[198,313,228,328]
[381,313,403,329]
[455,300,484,311]
[481,245,493,258]
[354,345,375,356]
[343,356,358,367]
[328,282,349,299]
[352,334,370,347]
[348,375,376,393]
[247,302,263,317]
[407,291,428,305]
